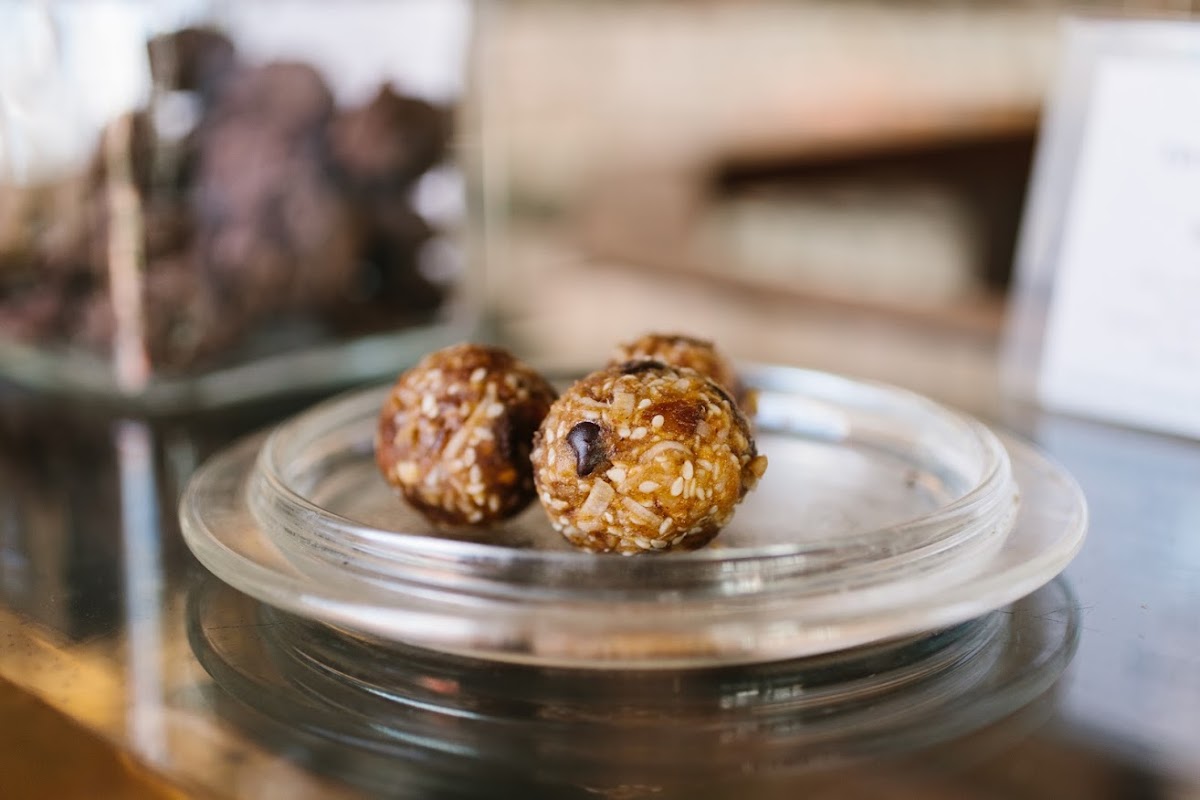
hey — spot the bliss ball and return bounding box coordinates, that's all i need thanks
[610,332,747,409]
[531,362,768,554]
[376,344,557,526]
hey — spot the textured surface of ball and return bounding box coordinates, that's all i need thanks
[610,333,742,401]
[532,362,767,554]
[377,344,557,525]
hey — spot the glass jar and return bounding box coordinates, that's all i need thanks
[0,1,480,409]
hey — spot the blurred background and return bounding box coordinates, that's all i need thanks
[476,0,1197,409]
[2,4,1200,798]
[0,0,1195,410]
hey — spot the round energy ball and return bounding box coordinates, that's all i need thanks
[532,362,768,554]
[611,332,751,411]
[376,344,557,525]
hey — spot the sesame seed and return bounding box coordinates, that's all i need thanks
[630,427,648,440]
[651,415,664,428]
[658,518,672,534]
[469,464,482,483]
[670,477,684,496]
[619,427,631,438]
[486,403,504,418]
[606,467,626,483]
[470,367,486,383]
[683,461,694,479]
[639,481,659,493]
[582,409,599,420]
[637,398,652,409]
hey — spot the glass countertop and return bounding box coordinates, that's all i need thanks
[0,371,1198,799]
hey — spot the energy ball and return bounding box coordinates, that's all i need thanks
[377,344,557,526]
[610,333,747,408]
[532,362,768,554]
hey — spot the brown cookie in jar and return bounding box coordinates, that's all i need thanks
[377,344,557,526]
[531,361,767,555]
[327,85,449,194]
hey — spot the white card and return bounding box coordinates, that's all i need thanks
[1035,37,1200,438]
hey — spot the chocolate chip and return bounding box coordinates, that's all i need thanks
[617,359,667,375]
[567,421,605,476]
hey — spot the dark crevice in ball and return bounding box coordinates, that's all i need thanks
[617,359,668,375]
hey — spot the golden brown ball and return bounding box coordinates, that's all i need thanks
[532,361,767,554]
[376,344,556,525]
[610,332,743,401]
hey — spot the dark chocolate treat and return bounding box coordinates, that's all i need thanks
[141,256,241,367]
[34,172,194,284]
[0,27,452,374]
[190,118,357,315]
[208,62,334,135]
[377,344,558,526]
[146,27,237,98]
[327,85,448,193]
[0,283,67,342]
[322,201,444,332]
[70,289,116,355]
[70,256,243,369]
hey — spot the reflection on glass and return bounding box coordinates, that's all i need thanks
[188,576,1080,797]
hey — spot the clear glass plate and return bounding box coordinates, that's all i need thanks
[188,574,1080,795]
[180,364,1087,667]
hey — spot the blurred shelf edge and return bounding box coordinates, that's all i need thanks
[715,104,1040,177]
[585,251,1009,341]
[571,126,1033,342]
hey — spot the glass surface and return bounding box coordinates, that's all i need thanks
[0,1,479,410]
[180,365,1083,668]
[188,574,1080,797]
[2,331,1198,797]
